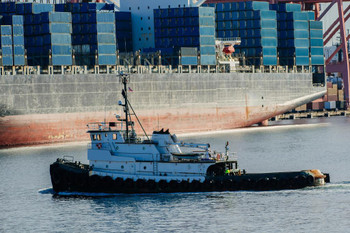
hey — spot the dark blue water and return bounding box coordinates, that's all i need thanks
[1,117,350,232]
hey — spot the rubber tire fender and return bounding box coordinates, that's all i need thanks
[147,180,157,192]
[102,176,114,192]
[158,180,168,192]
[306,175,315,186]
[89,175,101,190]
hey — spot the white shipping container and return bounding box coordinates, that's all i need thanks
[324,101,336,110]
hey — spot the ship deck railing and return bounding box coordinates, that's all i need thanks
[0,64,320,76]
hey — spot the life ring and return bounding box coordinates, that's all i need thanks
[97,143,102,149]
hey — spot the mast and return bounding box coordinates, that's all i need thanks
[119,72,150,142]
[120,73,130,142]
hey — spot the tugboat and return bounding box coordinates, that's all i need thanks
[50,73,330,194]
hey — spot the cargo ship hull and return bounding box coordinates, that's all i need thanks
[0,72,325,148]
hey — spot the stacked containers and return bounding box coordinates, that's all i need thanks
[309,20,324,65]
[115,12,133,52]
[196,7,216,65]
[181,47,198,65]
[0,25,13,66]
[213,1,277,66]
[16,3,54,15]
[15,3,56,66]
[0,2,16,16]
[23,13,42,66]
[2,15,25,65]
[271,3,309,66]
[154,7,216,65]
[41,12,72,66]
[94,12,117,65]
[56,3,116,66]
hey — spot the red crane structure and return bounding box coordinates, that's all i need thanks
[205,0,350,106]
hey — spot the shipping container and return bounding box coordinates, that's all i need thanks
[309,21,323,29]
[2,55,13,66]
[245,1,269,11]
[41,12,72,23]
[181,47,198,56]
[181,56,197,65]
[98,54,116,65]
[52,55,72,65]
[275,3,301,12]
[200,54,216,65]
[310,55,324,65]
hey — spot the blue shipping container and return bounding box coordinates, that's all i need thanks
[0,25,12,35]
[181,56,197,65]
[2,55,13,66]
[41,12,72,23]
[311,55,324,65]
[14,55,25,65]
[309,21,323,29]
[98,54,116,65]
[200,54,216,65]
[52,55,73,65]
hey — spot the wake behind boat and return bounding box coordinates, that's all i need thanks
[50,73,330,194]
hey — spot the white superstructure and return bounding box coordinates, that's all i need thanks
[86,73,238,183]
[87,125,232,182]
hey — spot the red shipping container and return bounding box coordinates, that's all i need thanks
[312,102,324,110]
[327,95,338,101]
[307,102,312,110]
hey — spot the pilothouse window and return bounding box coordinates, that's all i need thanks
[97,134,101,141]
[113,134,117,140]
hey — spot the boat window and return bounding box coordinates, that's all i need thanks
[113,134,117,140]
[97,134,101,141]
[105,133,108,137]
[92,135,97,141]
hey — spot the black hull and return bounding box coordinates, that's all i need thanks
[50,160,329,194]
